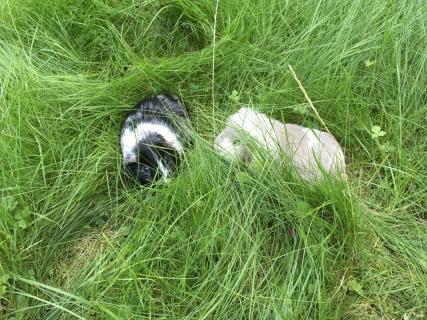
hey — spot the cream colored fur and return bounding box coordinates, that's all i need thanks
[214,108,346,183]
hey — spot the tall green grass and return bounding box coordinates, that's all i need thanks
[1,0,426,318]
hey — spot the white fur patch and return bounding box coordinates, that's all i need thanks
[120,121,183,164]
[214,132,236,158]
[121,127,138,163]
[156,158,170,177]
[302,127,314,150]
[228,108,280,153]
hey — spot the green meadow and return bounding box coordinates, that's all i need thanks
[1,0,426,319]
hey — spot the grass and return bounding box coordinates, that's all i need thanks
[0,0,426,318]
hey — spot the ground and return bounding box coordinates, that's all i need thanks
[0,0,426,319]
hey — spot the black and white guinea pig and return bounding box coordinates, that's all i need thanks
[120,94,191,184]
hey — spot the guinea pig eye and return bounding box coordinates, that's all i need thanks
[140,166,151,174]
[139,166,150,175]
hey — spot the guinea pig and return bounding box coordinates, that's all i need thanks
[214,107,346,184]
[120,94,191,184]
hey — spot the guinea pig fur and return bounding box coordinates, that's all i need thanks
[120,94,191,184]
[214,107,346,183]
